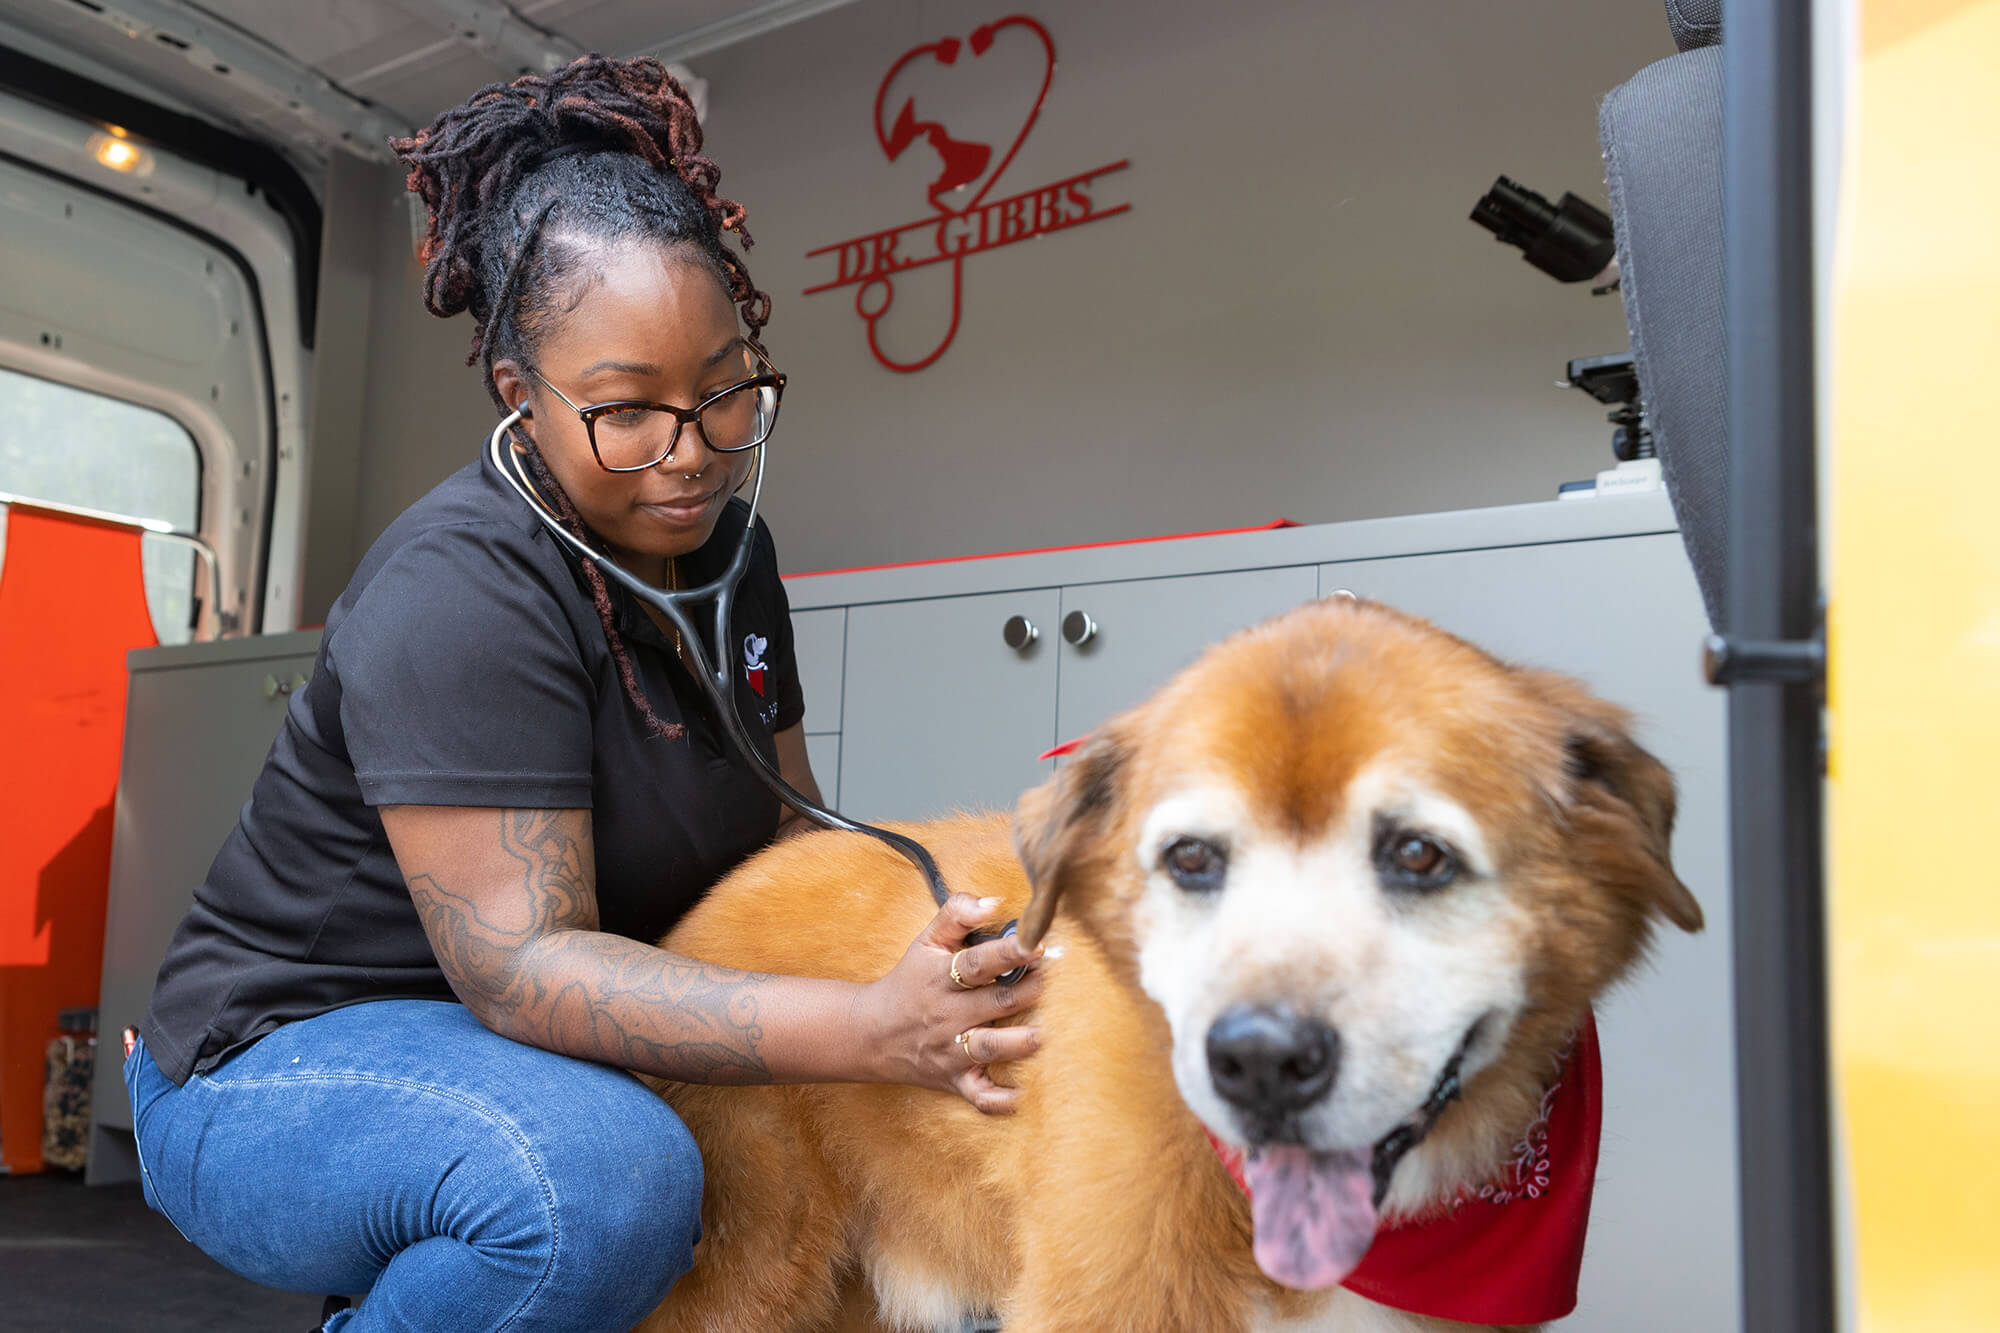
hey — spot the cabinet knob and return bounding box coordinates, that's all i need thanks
[1062,610,1098,646]
[1327,588,1359,601]
[263,672,309,699]
[1002,615,1039,651]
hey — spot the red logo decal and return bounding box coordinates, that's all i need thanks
[803,15,1130,372]
[743,632,769,697]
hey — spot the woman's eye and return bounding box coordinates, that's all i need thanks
[1377,831,1458,889]
[601,407,652,429]
[1162,837,1227,893]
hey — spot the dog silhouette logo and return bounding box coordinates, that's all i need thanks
[742,632,769,697]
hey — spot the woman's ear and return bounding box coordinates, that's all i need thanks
[491,360,533,418]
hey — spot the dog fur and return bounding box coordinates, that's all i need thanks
[633,597,1702,1333]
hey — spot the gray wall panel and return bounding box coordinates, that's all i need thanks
[328,0,1674,577]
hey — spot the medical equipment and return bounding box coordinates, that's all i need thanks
[1470,175,1619,288]
[486,411,1026,978]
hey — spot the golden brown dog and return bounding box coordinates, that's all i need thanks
[634,597,1702,1332]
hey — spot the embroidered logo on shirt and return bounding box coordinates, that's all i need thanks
[743,631,781,728]
[742,632,769,697]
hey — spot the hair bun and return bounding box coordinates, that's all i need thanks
[392,53,767,358]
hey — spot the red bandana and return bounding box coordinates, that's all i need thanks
[1207,1012,1602,1326]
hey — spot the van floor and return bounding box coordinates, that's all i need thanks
[0,1170,322,1331]
[1,1171,1008,1332]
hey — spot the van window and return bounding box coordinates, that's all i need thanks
[0,367,202,645]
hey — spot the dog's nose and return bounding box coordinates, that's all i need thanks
[1206,1005,1340,1113]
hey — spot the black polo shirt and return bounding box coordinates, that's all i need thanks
[140,455,806,1086]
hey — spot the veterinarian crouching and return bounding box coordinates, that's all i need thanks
[122,56,1046,1333]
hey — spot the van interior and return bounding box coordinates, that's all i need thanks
[0,1,1844,1330]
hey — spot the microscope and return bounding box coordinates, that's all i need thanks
[1471,176,1660,498]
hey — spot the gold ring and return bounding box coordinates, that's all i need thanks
[949,949,976,990]
[955,1029,976,1056]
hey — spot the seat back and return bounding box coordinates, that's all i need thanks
[1599,6,1726,628]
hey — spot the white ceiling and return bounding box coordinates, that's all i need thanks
[0,0,855,167]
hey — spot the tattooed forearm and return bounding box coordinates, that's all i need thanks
[400,807,779,1085]
[526,935,774,1084]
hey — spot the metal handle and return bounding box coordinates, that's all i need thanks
[1062,610,1097,646]
[1327,588,1359,601]
[263,672,308,699]
[0,490,228,640]
[1703,633,1825,686]
[1002,615,1039,650]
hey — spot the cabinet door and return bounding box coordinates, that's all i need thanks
[788,606,846,735]
[803,733,839,809]
[91,651,317,1143]
[1055,566,1319,742]
[1322,534,1736,1333]
[838,590,1060,822]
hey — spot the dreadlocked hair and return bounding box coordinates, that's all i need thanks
[391,53,770,382]
[390,54,767,742]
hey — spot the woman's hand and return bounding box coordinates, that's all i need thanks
[851,893,1048,1115]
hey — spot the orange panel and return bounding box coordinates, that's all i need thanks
[0,507,157,1173]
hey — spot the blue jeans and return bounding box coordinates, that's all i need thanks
[123,998,703,1332]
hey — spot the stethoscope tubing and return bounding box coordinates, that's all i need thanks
[483,411,972,923]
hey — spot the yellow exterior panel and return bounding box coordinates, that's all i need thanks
[1832,0,2000,1325]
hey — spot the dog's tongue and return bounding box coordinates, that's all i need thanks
[1243,1145,1379,1290]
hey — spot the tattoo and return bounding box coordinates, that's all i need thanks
[404,809,774,1084]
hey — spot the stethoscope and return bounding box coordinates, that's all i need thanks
[486,410,1026,979]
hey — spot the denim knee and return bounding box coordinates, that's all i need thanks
[537,1080,705,1319]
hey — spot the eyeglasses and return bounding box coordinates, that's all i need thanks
[529,351,785,473]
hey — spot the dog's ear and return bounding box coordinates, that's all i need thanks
[1527,671,1705,934]
[1013,729,1128,949]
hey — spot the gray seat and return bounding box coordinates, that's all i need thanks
[1599,0,1726,630]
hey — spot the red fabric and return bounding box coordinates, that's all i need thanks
[0,507,158,1172]
[1208,1012,1602,1325]
[784,519,1300,580]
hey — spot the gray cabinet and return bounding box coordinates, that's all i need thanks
[88,631,320,1183]
[803,733,840,809]
[1054,566,1319,742]
[837,590,1061,821]
[829,569,1319,819]
[789,607,846,736]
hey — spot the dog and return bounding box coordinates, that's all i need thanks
[634,596,1703,1332]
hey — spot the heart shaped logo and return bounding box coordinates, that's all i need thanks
[804,14,1129,372]
[872,16,1055,217]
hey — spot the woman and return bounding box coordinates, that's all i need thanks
[123,56,1044,1332]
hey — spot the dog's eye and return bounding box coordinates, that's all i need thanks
[1393,836,1445,876]
[1375,829,1458,890]
[1162,837,1227,892]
